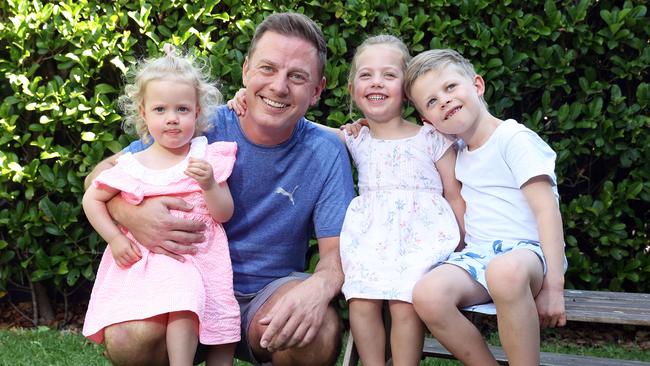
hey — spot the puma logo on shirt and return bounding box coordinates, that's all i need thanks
[275,185,299,205]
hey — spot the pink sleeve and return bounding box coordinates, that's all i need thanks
[205,141,237,183]
[92,165,145,205]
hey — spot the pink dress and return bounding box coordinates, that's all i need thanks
[82,136,240,345]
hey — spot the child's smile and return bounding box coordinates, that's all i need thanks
[350,44,405,123]
[444,105,462,120]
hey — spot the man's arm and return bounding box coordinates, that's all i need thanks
[258,235,343,351]
[84,154,121,190]
[84,152,205,261]
[522,176,566,328]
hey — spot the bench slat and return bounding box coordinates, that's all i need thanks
[566,312,650,325]
[465,290,650,325]
[423,338,650,366]
[567,300,650,312]
[566,290,650,301]
[341,289,650,366]
[565,290,650,325]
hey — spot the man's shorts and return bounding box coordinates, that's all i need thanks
[194,272,310,365]
[444,239,567,294]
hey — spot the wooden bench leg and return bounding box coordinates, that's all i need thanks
[342,331,360,366]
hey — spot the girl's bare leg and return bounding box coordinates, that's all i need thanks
[388,300,424,366]
[349,298,385,366]
[167,311,199,366]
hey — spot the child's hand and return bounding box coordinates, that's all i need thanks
[226,88,247,116]
[109,235,142,268]
[339,118,368,138]
[185,157,215,191]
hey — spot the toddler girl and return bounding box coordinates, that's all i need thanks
[82,45,239,366]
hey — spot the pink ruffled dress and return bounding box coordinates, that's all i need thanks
[82,136,240,345]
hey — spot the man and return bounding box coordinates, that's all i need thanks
[85,12,355,366]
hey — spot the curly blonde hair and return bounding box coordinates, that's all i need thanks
[119,45,222,143]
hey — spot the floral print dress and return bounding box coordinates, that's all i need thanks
[340,124,460,303]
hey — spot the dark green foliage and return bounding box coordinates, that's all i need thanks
[0,0,648,313]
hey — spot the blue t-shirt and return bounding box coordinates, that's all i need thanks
[124,106,355,293]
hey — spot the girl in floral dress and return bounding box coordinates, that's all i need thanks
[335,35,465,366]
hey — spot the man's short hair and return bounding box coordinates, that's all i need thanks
[248,12,327,78]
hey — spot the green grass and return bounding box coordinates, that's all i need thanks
[0,327,648,365]
[539,337,650,361]
[0,327,253,366]
[0,327,109,366]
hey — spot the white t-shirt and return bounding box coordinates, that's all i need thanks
[457,119,558,247]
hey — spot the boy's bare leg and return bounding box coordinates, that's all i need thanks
[486,250,544,366]
[388,300,424,366]
[103,314,168,366]
[206,343,236,366]
[349,298,385,366]
[248,280,341,366]
[167,311,198,366]
[412,264,498,366]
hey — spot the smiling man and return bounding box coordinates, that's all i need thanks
[85,12,355,366]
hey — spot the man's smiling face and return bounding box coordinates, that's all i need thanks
[240,31,325,145]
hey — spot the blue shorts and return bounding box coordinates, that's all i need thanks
[194,272,310,365]
[444,239,566,294]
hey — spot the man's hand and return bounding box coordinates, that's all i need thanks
[108,195,206,262]
[258,236,343,352]
[535,276,566,328]
[258,280,329,352]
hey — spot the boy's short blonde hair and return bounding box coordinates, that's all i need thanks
[405,49,487,106]
[119,46,222,143]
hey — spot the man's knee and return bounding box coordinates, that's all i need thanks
[313,305,342,364]
[104,317,168,366]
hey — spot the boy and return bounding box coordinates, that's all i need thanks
[406,49,567,366]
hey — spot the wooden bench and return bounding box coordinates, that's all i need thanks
[342,289,650,366]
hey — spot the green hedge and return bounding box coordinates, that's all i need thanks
[1,0,648,318]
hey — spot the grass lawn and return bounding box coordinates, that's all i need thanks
[1,326,649,365]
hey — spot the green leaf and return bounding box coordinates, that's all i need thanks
[81,131,97,141]
[95,83,117,95]
[35,249,51,269]
[38,197,56,219]
[67,268,80,286]
[486,58,503,68]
